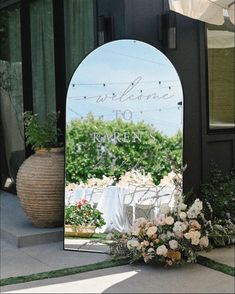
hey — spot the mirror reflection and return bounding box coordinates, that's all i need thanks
[64,40,183,253]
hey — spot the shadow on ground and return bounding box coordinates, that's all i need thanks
[1,262,234,293]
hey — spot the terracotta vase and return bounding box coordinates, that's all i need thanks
[64,225,96,238]
[16,147,64,227]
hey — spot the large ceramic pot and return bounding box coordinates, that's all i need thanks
[64,225,96,238]
[16,147,64,227]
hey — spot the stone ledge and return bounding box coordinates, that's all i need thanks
[0,190,63,248]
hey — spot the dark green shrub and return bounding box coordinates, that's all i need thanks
[185,166,235,223]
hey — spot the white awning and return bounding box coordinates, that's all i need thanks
[207,30,235,48]
[168,0,235,25]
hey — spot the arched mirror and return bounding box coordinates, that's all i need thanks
[64,40,183,253]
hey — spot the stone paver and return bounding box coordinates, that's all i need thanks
[1,263,234,293]
[1,191,234,293]
[0,192,63,247]
[0,240,109,279]
[199,246,235,267]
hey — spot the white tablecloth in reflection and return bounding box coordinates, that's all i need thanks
[96,186,130,233]
[65,187,103,205]
[65,184,175,233]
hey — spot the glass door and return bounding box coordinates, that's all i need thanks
[0,4,25,193]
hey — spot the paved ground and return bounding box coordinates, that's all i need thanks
[0,191,63,247]
[1,239,234,293]
[0,239,109,279]
[1,263,234,293]
[1,191,234,293]
[199,246,235,267]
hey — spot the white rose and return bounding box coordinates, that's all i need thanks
[132,227,141,236]
[144,255,151,263]
[134,217,147,227]
[146,226,158,237]
[165,216,174,225]
[184,231,201,245]
[179,212,187,221]
[199,236,209,248]
[191,232,201,245]
[160,203,171,215]
[127,239,141,250]
[169,240,178,250]
[156,245,168,257]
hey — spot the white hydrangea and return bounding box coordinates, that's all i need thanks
[180,203,187,211]
[173,221,188,233]
[187,199,203,219]
[160,203,171,215]
[173,192,186,214]
[179,212,187,221]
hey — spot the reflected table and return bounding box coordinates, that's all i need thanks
[65,184,175,233]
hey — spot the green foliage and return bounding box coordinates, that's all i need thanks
[65,200,106,228]
[207,219,235,248]
[24,111,61,150]
[185,166,235,223]
[66,114,182,185]
[197,255,235,277]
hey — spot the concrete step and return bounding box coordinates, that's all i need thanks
[0,191,63,248]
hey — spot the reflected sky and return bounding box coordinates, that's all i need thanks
[66,40,183,136]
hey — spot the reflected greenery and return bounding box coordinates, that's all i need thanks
[66,113,182,185]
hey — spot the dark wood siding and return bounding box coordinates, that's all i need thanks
[97,0,235,193]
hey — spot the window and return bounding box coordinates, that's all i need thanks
[0,4,25,192]
[207,19,235,130]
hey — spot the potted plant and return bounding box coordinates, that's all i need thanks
[16,111,64,227]
[64,199,106,237]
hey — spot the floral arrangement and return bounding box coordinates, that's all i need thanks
[65,199,106,228]
[117,169,155,187]
[65,182,79,191]
[108,196,209,266]
[86,175,115,188]
[66,175,115,190]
